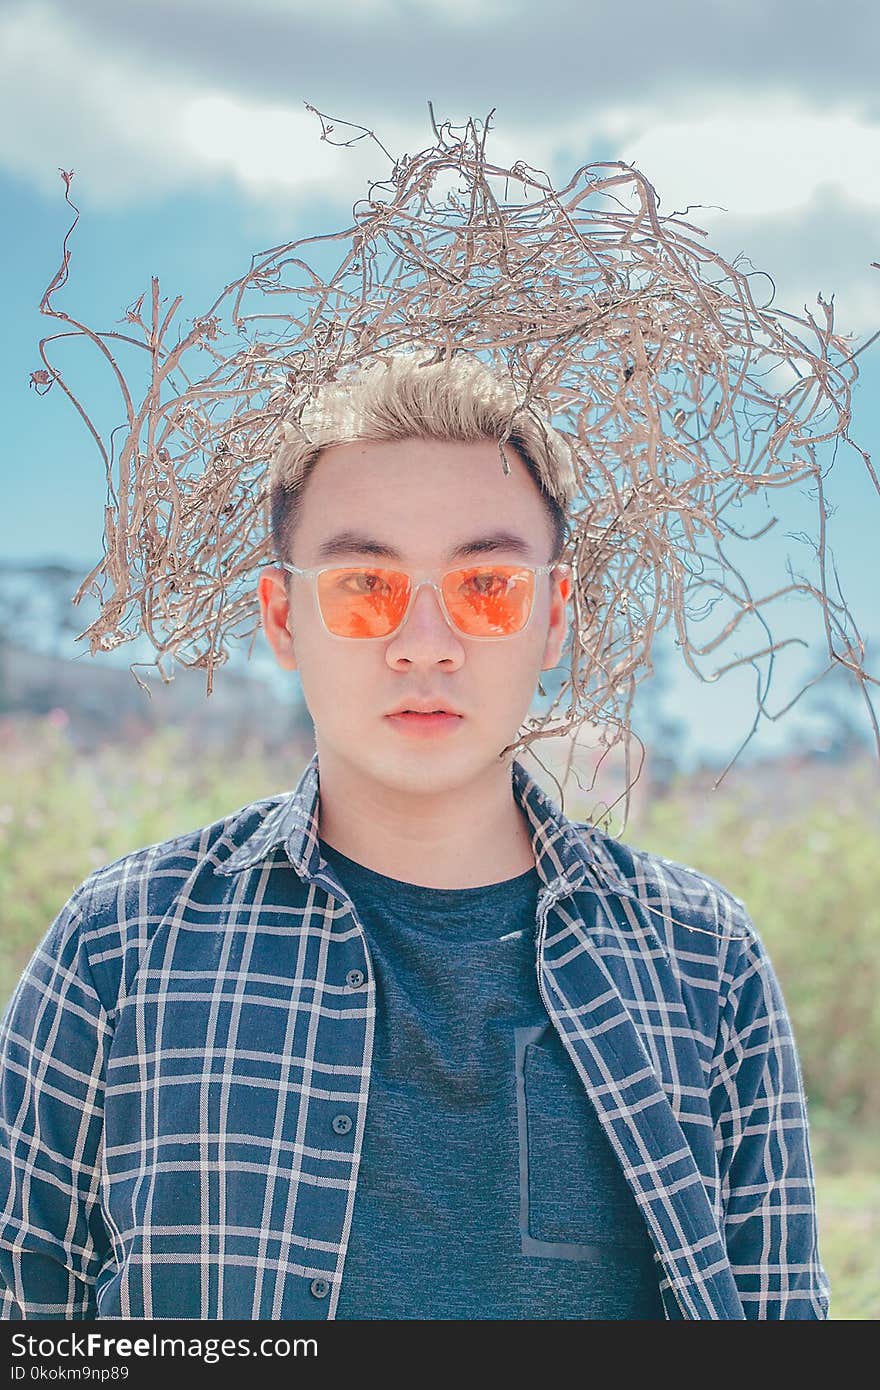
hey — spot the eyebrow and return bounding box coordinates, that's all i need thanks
[312,529,536,564]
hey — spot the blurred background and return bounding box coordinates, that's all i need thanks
[1,0,878,1318]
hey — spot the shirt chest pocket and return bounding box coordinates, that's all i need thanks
[516,1026,658,1260]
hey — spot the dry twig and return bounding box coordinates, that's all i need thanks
[31,109,879,811]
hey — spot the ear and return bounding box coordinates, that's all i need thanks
[540,566,571,671]
[258,567,299,672]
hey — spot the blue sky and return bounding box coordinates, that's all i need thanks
[1,0,878,767]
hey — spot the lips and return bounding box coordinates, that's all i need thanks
[387,702,463,716]
[400,708,458,715]
[385,708,464,735]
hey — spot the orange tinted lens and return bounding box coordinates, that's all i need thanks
[442,566,534,636]
[316,567,410,637]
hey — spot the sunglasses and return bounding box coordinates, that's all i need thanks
[276,560,570,640]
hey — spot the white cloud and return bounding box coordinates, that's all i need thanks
[3,3,878,337]
[596,94,880,220]
[137,0,504,22]
[0,4,180,199]
[8,3,878,221]
[180,96,347,194]
[0,3,576,212]
[0,3,388,204]
[0,2,516,209]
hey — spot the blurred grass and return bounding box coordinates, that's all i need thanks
[0,715,877,1317]
[811,1124,880,1320]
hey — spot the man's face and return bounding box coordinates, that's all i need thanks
[258,437,570,796]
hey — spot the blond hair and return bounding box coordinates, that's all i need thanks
[269,350,577,564]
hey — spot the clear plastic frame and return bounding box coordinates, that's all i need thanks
[275,560,571,641]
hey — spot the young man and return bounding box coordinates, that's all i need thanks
[0,354,829,1320]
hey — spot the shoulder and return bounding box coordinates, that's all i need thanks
[79,793,283,902]
[61,793,288,1006]
[573,819,758,976]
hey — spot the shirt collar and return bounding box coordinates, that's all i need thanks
[217,749,629,896]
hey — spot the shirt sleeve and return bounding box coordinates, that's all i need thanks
[0,886,113,1319]
[710,916,831,1319]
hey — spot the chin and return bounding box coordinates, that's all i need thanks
[388,741,520,796]
[375,749,471,791]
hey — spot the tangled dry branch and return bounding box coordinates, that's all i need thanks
[31,108,879,812]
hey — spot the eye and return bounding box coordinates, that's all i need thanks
[337,570,389,596]
[461,569,509,597]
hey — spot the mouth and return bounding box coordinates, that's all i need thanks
[385,710,464,736]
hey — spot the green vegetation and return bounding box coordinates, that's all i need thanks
[815,1170,880,1320]
[0,716,876,1317]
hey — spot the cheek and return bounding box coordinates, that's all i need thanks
[473,638,544,701]
[296,637,377,723]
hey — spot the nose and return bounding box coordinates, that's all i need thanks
[384,579,465,666]
[400,580,457,637]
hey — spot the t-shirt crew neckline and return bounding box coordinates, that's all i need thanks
[317,837,540,916]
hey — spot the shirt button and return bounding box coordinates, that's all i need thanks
[346,969,366,989]
[309,1277,330,1299]
[332,1113,353,1135]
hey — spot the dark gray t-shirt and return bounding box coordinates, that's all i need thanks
[320,839,665,1320]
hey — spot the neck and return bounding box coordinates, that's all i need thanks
[313,742,536,889]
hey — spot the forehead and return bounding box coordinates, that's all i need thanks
[294,437,552,563]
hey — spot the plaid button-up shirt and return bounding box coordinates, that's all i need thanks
[0,751,829,1320]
